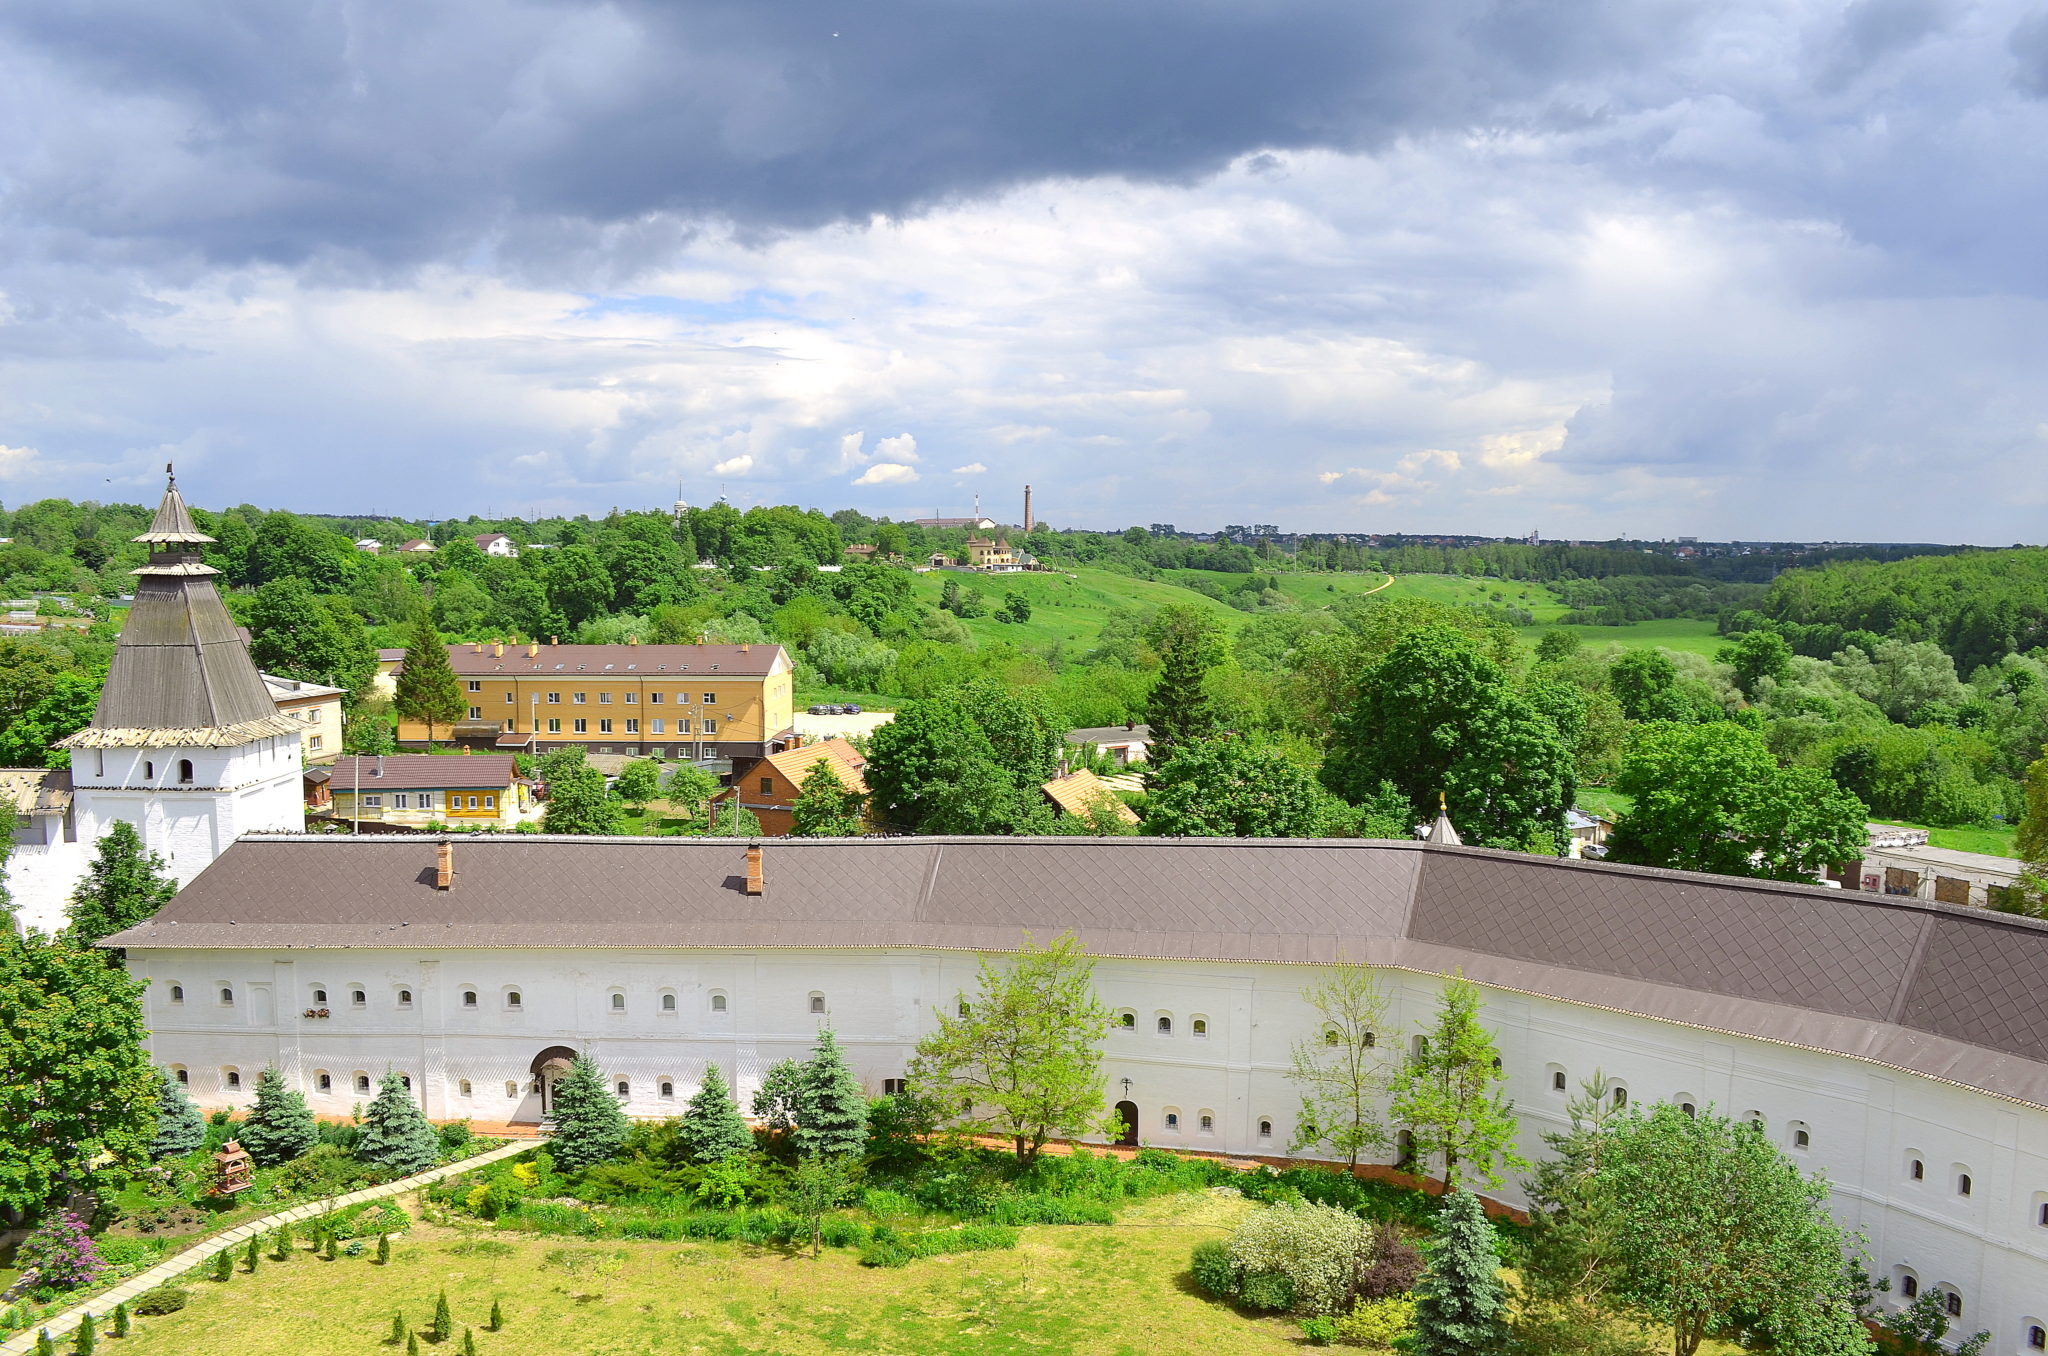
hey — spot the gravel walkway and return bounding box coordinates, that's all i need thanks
[0,1138,536,1354]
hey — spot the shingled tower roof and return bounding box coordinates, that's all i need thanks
[59,469,300,749]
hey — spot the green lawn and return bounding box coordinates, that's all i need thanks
[1518,617,1725,657]
[1380,573,1567,622]
[905,567,1242,653]
[1575,788,1634,822]
[112,1193,1308,1356]
[1871,820,2021,859]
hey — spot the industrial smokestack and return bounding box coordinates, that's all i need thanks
[1024,484,1033,533]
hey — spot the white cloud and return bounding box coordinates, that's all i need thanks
[711,455,753,476]
[0,445,40,479]
[835,432,867,470]
[874,433,919,462]
[951,461,987,474]
[854,462,919,485]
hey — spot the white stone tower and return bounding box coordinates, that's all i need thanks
[15,471,308,932]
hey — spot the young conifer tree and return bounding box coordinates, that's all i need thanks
[1407,1189,1509,1356]
[149,1066,206,1159]
[388,1313,405,1344]
[794,1027,869,1159]
[547,1054,630,1170]
[238,1066,318,1166]
[488,1300,503,1331]
[431,1292,452,1343]
[71,1313,94,1356]
[676,1063,753,1163]
[358,1073,439,1176]
[393,614,465,748]
[212,1248,232,1282]
[110,1305,128,1339]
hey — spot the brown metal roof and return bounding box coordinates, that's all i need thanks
[423,642,788,678]
[106,835,2048,1108]
[328,754,522,790]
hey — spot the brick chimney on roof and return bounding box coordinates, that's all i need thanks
[435,840,455,890]
[744,845,764,895]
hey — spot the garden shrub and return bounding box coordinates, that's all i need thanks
[323,1200,409,1240]
[1225,1200,1369,1316]
[16,1213,101,1291]
[1336,1295,1417,1349]
[94,1238,160,1269]
[130,1286,190,1317]
[860,1188,918,1220]
[857,1224,1018,1266]
[1239,1271,1296,1312]
[1190,1239,1239,1299]
[275,1143,378,1196]
[1356,1223,1424,1300]
[1300,1316,1339,1346]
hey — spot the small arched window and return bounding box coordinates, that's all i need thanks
[397,989,413,1007]
[661,993,676,1011]
[1156,1015,1172,1036]
[710,992,727,1012]
[399,1074,411,1090]
[177,759,194,783]
[1552,1070,1566,1092]
[1411,1035,1429,1060]
[506,990,521,1008]
[1118,1010,1135,1029]
[1957,1172,1972,1197]
[461,990,478,1007]
[1257,1118,1273,1138]
[615,1079,630,1097]
[458,1080,472,1096]
[809,993,825,1014]
[316,1071,332,1091]
[1910,1157,1924,1180]
[223,1068,241,1089]
[219,986,234,1005]
[172,1066,188,1084]
[1789,1122,1809,1149]
[312,987,328,1004]
[2039,1200,2048,1228]
[170,984,185,1003]
[660,1081,675,1098]
[1198,1111,1214,1133]
[1900,1274,1919,1299]
[1492,1056,1503,1072]
[355,1073,371,1092]
[2027,1324,2045,1351]
[351,988,366,1006]
[1611,1086,1627,1108]
[144,761,154,779]
[1944,1291,1961,1318]
[1163,1110,1180,1130]
[1191,1017,1208,1038]
[611,992,626,1011]
[1679,1101,1698,1118]
[958,999,971,1017]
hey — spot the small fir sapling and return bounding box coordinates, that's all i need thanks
[406,1332,419,1356]
[110,1305,129,1339]
[70,1313,94,1355]
[431,1291,452,1343]
[243,1236,259,1272]
[36,1330,55,1356]
[271,1223,292,1260]
[376,1233,391,1264]
[488,1300,503,1331]
[388,1314,405,1345]
[212,1248,233,1282]
[462,1330,478,1356]
[323,1234,338,1260]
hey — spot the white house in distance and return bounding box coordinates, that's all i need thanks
[474,533,519,558]
[111,832,2048,1343]
[1,472,307,934]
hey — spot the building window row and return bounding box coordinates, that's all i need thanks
[1114,1009,1210,1038]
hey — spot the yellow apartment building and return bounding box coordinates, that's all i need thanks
[393,640,796,762]
[323,753,532,829]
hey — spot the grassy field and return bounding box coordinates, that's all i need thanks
[1519,617,1725,657]
[904,567,1241,654]
[112,1193,1306,1356]
[1871,820,2021,859]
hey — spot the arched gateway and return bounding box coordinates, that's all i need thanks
[529,1045,579,1117]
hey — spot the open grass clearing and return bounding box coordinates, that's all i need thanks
[904,566,1242,653]
[1517,617,1725,656]
[1871,819,2021,859]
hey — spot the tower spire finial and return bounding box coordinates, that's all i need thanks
[166,461,175,487]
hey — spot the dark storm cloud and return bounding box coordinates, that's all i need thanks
[0,0,1681,270]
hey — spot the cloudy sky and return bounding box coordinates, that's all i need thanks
[3,0,2045,541]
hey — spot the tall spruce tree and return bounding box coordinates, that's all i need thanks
[357,1073,439,1176]
[64,821,178,947]
[676,1063,753,1163]
[1408,1188,1510,1356]
[392,614,464,748]
[548,1054,629,1170]
[148,1067,205,1159]
[1142,606,1223,765]
[794,1028,869,1159]
[237,1066,317,1166]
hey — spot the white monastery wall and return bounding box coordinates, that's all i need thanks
[127,946,2048,1343]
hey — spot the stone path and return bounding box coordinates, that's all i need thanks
[0,1138,536,1355]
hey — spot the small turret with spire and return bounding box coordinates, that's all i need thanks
[1422,792,1462,846]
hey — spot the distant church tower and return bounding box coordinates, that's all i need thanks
[14,472,307,931]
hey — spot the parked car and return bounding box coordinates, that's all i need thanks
[842,704,862,714]
[807,704,830,715]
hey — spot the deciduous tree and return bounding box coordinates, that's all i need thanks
[0,931,159,1212]
[1285,961,1393,1169]
[787,759,867,837]
[907,933,1116,1163]
[612,758,661,810]
[1593,1104,1871,1356]
[65,821,178,947]
[540,762,623,836]
[1607,722,1867,882]
[1142,734,1344,838]
[1388,976,1524,1192]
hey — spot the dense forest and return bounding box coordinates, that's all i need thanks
[0,494,2039,864]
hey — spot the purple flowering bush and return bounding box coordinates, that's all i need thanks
[17,1211,103,1291]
